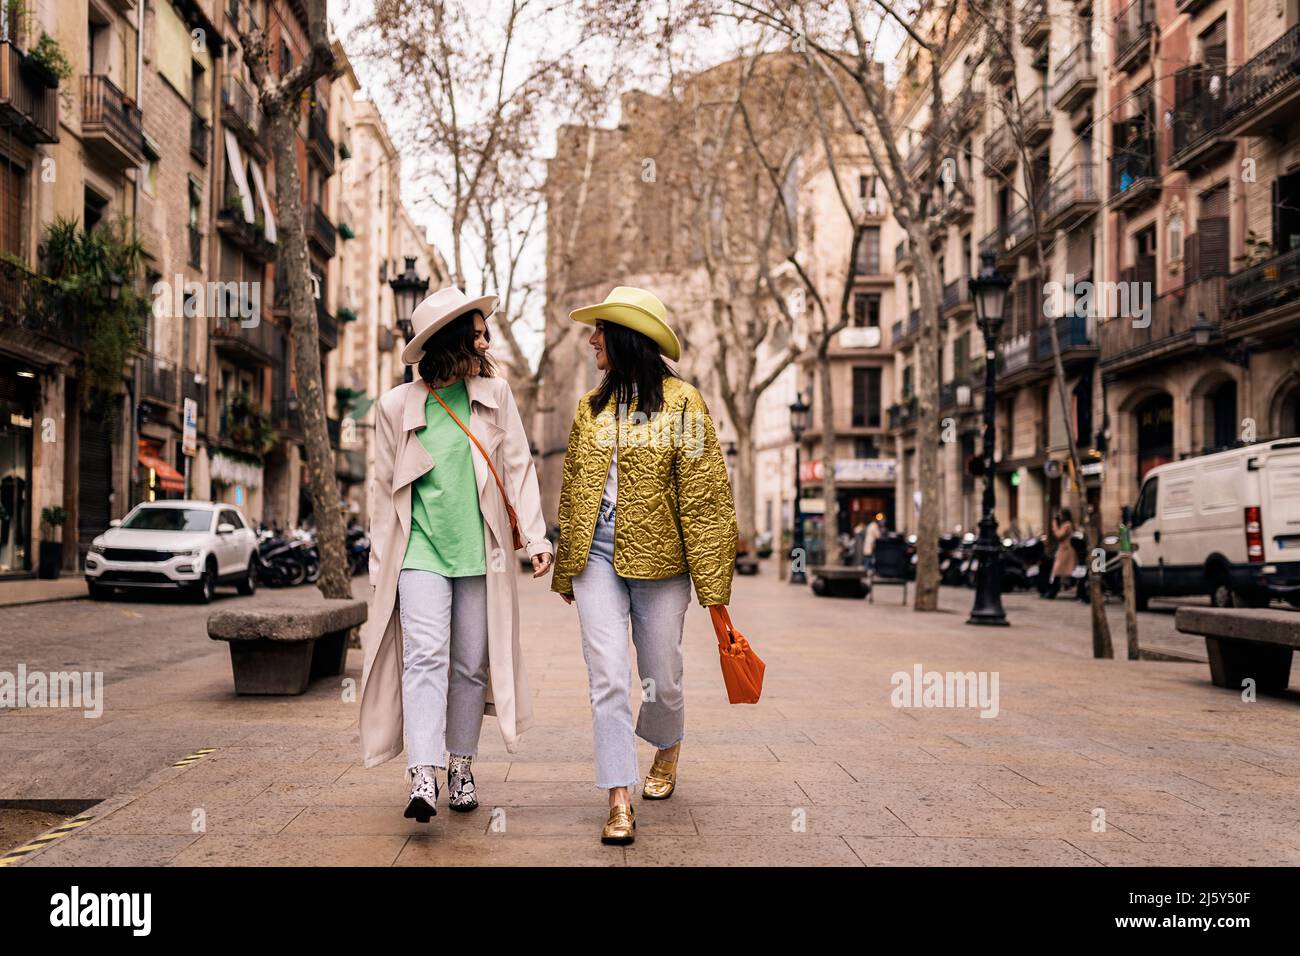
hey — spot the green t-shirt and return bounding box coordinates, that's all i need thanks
[401,380,487,576]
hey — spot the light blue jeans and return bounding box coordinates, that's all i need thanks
[571,500,692,789]
[397,569,489,770]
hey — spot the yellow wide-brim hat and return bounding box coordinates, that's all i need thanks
[568,286,681,361]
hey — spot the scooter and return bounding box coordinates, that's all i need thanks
[347,526,370,577]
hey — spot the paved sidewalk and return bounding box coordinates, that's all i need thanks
[0,576,87,608]
[3,568,1300,866]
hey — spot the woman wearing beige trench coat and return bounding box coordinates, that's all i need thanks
[359,287,553,822]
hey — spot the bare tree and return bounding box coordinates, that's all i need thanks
[239,0,349,599]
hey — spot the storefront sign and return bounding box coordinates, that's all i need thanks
[182,399,198,457]
[800,458,898,483]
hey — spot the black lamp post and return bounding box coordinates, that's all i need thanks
[389,256,429,384]
[967,252,1011,627]
[789,392,811,584]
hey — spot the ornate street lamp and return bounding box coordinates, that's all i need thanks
[967,252,1011,627]
[389,256,429,384]
[789,391,811,585]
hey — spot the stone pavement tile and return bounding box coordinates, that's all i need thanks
[25,834,201,867]
[1070,840,1300,867]
[1107,810,1300,852]
[334,760,512,786]
[979,782,1205,815]
[649,780,810,806]
[917,744,1108,769]
[838,762,1033,789]
[481,804,697,837]
[624,834,864,867]
[846,836,1101,867]
[767,742,943,765]
[884,805,1139,842]
[1174,765,1300,792]
[1006,765,1224,803]
[280,805,489,837]
[169,833,408,866]
[127,774,277,806]
[394,834,622,866]
[691,804,912,837]
[797,780,1010,810]
[84,798,304,836]
[504,761,611,782]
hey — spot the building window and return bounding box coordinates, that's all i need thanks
[1168,213,1184,263]
[856,226,881,275]
[852,367,882,428]
[853,293,881,327]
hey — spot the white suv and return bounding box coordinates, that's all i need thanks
[84,501,258,603]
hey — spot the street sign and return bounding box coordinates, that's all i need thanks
[182,399,198,457]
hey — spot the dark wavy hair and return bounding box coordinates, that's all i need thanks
[416,311,496,385]
[588,321,678,418]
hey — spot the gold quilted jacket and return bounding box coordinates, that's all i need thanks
[551,376,738,606]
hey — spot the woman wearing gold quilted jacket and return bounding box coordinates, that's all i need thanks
[553,286,738,846]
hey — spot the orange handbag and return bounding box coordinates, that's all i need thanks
[427,383,526,552]
[708,606,765,704]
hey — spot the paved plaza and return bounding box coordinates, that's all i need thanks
[2,569,1298,866]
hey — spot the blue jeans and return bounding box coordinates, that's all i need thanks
[571,500,692,789]
[397,569,489,769]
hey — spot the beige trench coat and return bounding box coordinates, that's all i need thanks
[359,376,552,769]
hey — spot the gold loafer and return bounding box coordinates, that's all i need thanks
[642,755,678,800]
[601,804,635,845]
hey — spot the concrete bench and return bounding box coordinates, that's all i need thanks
[1174,606,1300,694]
[208,599,368,695]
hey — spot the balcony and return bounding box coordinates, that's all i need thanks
[895,239,911,270]
[271,396,303,441]
[1036,314,1095,365]
[139,353,179,407]
[978,223,1008,262]
[1224,23,1300,139]
[905,144,929,178]
[308,103,335,173]
[81,75,144,169]
[953,84,985,132]
[1018,0,1049,48]
[1044,163,1099,231]
[217,204,277,262]
[1114,0,1154,74]
[997,332,1036,376]
[190,111,209,163]
[1170,69,1232,170]
[211,314,276,366]
[887,397,919,430]
[891,309,920,346]
[317,299,337,351]
[1002,199,1047,259]
[983,125,1016,174]
[1099,275,1227,374]
[1176,0,1214,12]
[1228,246,1300,319]
[940,380,974,411]
[1052,42,1096,113]
[1111,124,1160,213]
[0,40,58,144]
[1019,87,1052,146]
[220,75,264,157]
[942,278,973,317]
[0,258,82,352]
[938,182,973,224]
[309,202,336,258]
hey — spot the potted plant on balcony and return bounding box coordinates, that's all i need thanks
[337,306,358,323]
[21,31,71,90]
[38,506,67,579]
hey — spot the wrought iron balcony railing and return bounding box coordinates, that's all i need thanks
[1224,23,1300,137]
[81,74,144,168]
[0,39,59,144]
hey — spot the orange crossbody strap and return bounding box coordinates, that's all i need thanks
[426,383,517,520]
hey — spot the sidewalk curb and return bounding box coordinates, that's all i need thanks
[0,594,87,610]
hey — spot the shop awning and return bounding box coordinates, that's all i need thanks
[138,442,186,493]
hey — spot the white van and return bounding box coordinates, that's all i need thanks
[1127,439,1300,609]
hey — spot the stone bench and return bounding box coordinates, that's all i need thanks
[1174,606,1300,695]
[208,599,368,695]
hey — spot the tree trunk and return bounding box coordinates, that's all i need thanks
[817,342,837,568]
[911,238,942,611]
[733,420,757,555]
[267,108,349,601]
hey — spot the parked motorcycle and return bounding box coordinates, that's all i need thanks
[347,526,370,577]
[255,528,306,587]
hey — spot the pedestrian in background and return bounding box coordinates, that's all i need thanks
[1043,508,1075,600]
[552,286,738,846]
[359,287,553,823]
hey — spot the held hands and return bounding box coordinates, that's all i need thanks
[531,552,553,578]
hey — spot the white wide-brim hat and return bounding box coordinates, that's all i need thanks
[401,286,498,365]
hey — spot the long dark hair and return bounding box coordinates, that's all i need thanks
[588,321,678,417]
[417,311,496,385]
